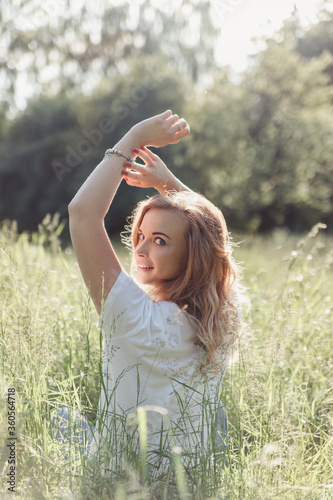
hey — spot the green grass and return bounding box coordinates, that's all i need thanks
[0,214,332,499]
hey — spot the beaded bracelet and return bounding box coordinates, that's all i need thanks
[103,148,134,162]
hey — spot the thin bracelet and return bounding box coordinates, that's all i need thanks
[103,148,134,162]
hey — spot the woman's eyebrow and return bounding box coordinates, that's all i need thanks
[138,228,171,240]
[152,232,171,240]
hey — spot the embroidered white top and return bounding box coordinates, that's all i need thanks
[90,270,230,467]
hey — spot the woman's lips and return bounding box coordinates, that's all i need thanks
[137,265,154,271]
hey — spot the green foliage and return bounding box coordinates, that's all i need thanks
[295,7,333,82]
[1,220,333,498]
[181,34,333,232]
[0,95,79,233]
[236,40,333,231]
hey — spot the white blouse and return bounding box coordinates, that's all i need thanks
[90,270,230,470]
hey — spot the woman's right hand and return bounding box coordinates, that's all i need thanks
[129,109,190,148]
[122,147,172,190]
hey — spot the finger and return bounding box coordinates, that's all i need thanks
[159,109,172,119]
[173,127,190,141]
[172,124,190,139]
[167,124,190,144]
[123,161,148,175]
[123,176,143,187]
[179,123,190,137]
[173,118,188,134]
[166,114,180,126]
[134,147,158,164]
[122,170,145,184]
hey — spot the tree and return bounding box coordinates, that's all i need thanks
[177,23,333,233]
[242,35,333,231]
[295,6,333,82]
[1,0,219,114]
[201,36,333,231]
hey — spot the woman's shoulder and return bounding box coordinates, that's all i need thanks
[99,269,197,343]
[98,269,150,324]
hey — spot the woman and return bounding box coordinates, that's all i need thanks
[68,110,241,472]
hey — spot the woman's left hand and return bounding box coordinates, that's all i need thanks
[129,109,190,148]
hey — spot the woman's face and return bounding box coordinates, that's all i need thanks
[134,208,188,293]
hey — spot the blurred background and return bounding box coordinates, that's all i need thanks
[1,0,333,242]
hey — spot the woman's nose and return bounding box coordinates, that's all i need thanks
[135,241,148,257]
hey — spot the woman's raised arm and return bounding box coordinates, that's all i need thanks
[68,110,189,314]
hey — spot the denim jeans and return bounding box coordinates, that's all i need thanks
[49,406,95,459]
[49,403,229,465]
[215,401,229,468]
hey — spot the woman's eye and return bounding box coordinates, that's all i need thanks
[155,237,166,246]
[138,233,145,241]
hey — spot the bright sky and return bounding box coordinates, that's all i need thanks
[213,0,329,72]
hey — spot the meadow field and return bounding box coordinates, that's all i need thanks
[0,214,332,499]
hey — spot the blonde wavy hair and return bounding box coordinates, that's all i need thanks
[124,190,240,373]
